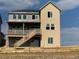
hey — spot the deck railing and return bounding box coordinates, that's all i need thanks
[8,19,40,22]
[8,29,40,35]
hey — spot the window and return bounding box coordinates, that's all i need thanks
[13,14,16,19]
[12,25,16,29]
[48,37,53,44]
[23,14,26,19]
[46,24,50,30]
[51,24,55,30]
[32,15,35,19]
[18,14,21,19]
[35,15,38,19]
[48,11,52,18]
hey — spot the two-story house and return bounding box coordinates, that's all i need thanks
[6,1,61,48]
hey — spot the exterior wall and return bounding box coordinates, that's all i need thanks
[40,3,60,48]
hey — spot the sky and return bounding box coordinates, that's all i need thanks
[0,0,79,46]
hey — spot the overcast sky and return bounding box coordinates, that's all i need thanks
[0,0,79,46]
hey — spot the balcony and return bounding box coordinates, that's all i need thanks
[8,14,40,23]
[8,29,41,35]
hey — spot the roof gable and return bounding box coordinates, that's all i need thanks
[40,1,61,11]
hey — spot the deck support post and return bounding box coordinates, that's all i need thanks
[23,23,24,34]
[5,36,9,47]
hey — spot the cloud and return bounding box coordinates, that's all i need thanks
[61,27,79,46]
[0,0,79,11]
[0,0,39,11]
[56,0,79,11]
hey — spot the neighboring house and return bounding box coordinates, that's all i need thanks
[0,15,5,47]
[6,1,61,48]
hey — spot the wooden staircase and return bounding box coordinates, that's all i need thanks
[14,29,40,47]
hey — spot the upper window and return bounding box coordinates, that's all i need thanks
[35,15,38,19]
[32,15,35,19]
[46,24,50,30]
[46,24,55,30]
[51,24,55,30]
[48,37,53,44]
[13,14,16,19]
[18,14,21,19]
[48,11,52,18]
[23,14,26,19]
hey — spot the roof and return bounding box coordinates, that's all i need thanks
[10,9,39,12]
[8,9,39,14]
[40,1,61,11]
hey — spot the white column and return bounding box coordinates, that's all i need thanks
[5,36,9,47]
